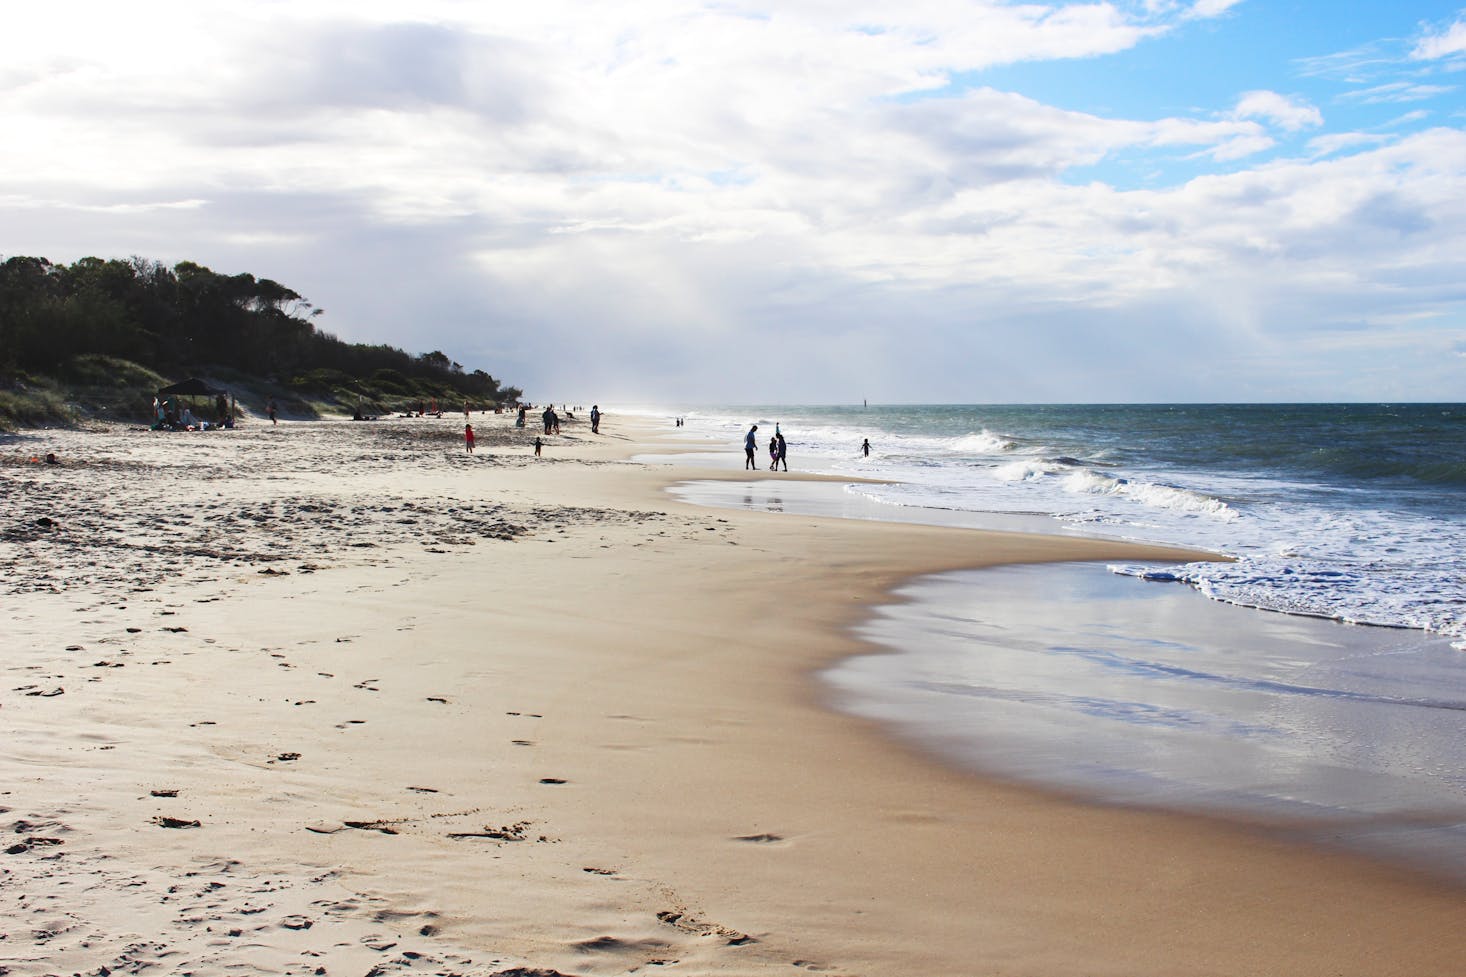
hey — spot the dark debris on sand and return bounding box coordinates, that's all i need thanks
[1,422,670,598]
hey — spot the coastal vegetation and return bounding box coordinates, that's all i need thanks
[0,254,522,430]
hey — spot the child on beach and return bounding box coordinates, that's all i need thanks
[464,424,475,453]
[534,436,542,457]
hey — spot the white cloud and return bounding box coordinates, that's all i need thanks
[1341,81,1457,104]
[1306,132,1391,158]
[3,2,1465,401]
[1230,90,1323,131]
[1187,0,1244,20]
[1412,17,1466,60]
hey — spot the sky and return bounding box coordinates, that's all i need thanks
[3,1,1466,405]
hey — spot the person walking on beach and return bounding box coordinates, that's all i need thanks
[590,405,600,434]
[267,398,278,425]
[744,424,758,470]
[769,434,779,470]
[862,438,871,458]
[775,431,788,471]
[464,423,475,453]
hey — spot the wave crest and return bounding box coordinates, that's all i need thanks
[1060,469,1237,520]
[947,430,1014,454]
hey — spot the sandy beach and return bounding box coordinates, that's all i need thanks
[3,410,1464,977]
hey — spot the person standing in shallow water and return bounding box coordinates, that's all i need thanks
[744,424,758,470]
[464,424,475,453]
[775,431,787,471]
[862,438,871,458]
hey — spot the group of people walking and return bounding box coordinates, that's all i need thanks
[744,423,788,471]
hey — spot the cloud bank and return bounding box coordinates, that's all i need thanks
[3,1,1465,403]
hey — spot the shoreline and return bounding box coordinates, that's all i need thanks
[4,412,1465,976]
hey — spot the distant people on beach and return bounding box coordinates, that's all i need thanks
[862,438,871,457]
[464,424,475,453]
[267,398,278,425]
[744,424,758,470]
[775,431,787,471]
[534,436,543,457]
[590,405,601,434]
[516,405,526,428]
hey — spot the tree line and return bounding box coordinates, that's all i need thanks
[0,255,520,404]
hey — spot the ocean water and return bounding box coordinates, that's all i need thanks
[633,403,1466,872]
[650,403,1466,648]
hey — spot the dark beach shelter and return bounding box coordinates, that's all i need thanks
[156,378,229,423]
[156,377,220,399]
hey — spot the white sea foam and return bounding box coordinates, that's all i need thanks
[991,460,1049,482]
[1058,469,1239,520]
[947,430,1014,454]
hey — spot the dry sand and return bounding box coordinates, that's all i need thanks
[3,410,1463,977]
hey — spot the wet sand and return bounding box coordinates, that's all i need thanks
[3,411,1464,976]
